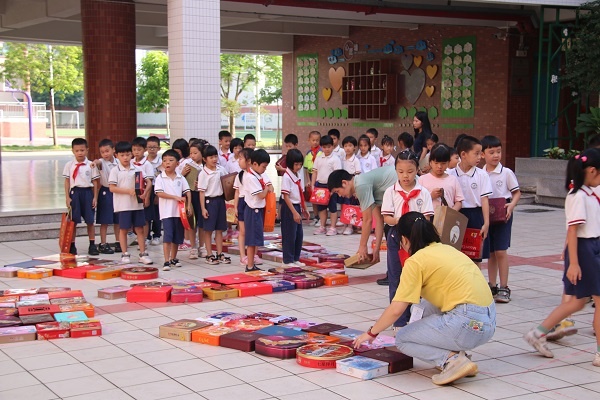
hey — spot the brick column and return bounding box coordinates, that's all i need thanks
[81,0,136,158]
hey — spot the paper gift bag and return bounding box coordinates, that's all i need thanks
[489,198,507,224]
[185,167,199,192]
[432,192,468,251]
[220,172,237,201]
[340,204,362,226]
[263,192,277,232]
[134,171,146,204]
[310,187,331,205]
[59,210,75,254]
[276,155,287,177]
[461,228,483,259]
[226,201,237,224]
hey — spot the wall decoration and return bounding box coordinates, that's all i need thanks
[441,36,476,118]
[326,108,334,118]
[408,107,417,119]
[426,65,438,80]
[320,108,326,118]
[400,54,413,70]
[322,88,332,102]
[342,108,349,119]
[414,55,423,68]
[297,54,319,118]
[400,68,426,104]
[334,108,342,119]
[429,106,439,119]
[328,39,435,65]
[425,86,435,97]
[398,107,408,119]
[328,67,345,93]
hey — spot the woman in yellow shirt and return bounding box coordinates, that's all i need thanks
[353,212,496,385]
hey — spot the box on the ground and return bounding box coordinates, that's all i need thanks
[70,320,102,338]
[126,286,172,302]
[336,356,389,380]
[230,282,273,297]
[54,311,88,323]
[219,330,266,352]
[254,335,307,359]
[361,348,413,373]
[159,319,212,341]
[19,313,55,325]
[191,325,238,346]
[97,285,131,300]
[296,343,354,369]
[0,325,37,343]
[36,322,70,340]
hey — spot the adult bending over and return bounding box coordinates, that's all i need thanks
[353,212,496,385]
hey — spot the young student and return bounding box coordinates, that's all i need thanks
[218,130,233,167]
[448,147,460,171]
[234,148,254,266]
[312,135,342,236]
[381,151,434,327]
[356,134,378,173]
[379,135,395,167]
[154,149,192,271]
[145,136,163,246]
[94,139,120,254]
[304,131,323,226]
[366,128,382,166]
[243,134,257,149]
[275,134,301,176]
[342,136,362,176]
[398,132,414,153]
[328,129,345,160]
[419,144,464,211]
[226,138,244,174]
[187,140,206,259]
[281,149,308,266]
[172,138,193,251]
[419,133,439,174]
[481,135,521,303]
[63,138,100,255]
[451,135,493,266]
[131,137,155,246]
[108,141,153,265]
[198,145,231,265]
[243,149,273,272]
[524,148,600,365]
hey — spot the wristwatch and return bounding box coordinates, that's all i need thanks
[367,326,378,338]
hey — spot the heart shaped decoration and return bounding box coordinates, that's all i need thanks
[414,56,423,67]
[425,86,435,97]
[400,69,426,104]
[400,54,413,70]
[426,65,438,80]
[322,88,332,102]
[328,67,346,92]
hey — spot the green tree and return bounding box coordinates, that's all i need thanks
[137,51,170,134]
[1,43,83,145]
[258,56,283,146]
[220,54,260,136]
[564,1,600,92]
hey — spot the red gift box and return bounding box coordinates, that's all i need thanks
[18,304,61,316]
[48,290,84,300]
[170,289,204,303]
[314,261,344,269]
[275,155,287,176]
[203,273,264,285]
[126,286,172,303]
[461,228,484,259]
[230,282,273,297]
[489,198,507,224]
[70,320,102,338]
[36,322,70,340]
[53,266,103,279]
[309,187,330,205]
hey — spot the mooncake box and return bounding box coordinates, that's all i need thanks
[262,280,296,292]
[336,356,389,380]
[48,290,84,300]
[19,294,50,302]
[70,320,102,338]
[322,274,349,286]
[121,267,159,280]
[281,320,318,331]
[97,285,131,300]
[0,325,37,343]
[225,318,274,331]
[286,274,324,289]
[303,323,348,335]
[255,325,306,337]
[58,303,95,318]
[219,330,266,352]
[170,289,203,303]
[19,313,55,325]
[37,287,71,294]
[296,343,354,368]
[0,315,22,328]
[17,268,53,279]
[230,282,273,297]
[50,297,87,305]
[303,332,340,345]
[191,325,238,346]
[0,267,21,278]
[159,319,212,341]
[126,286,172,302]
[330,328,363,341]
[86,266,124,280]
[201,311,247,325]
[255,335,307,359]
[36,322,71,340]
[202,286,238,300]
[54,311,88,323]
[361,348,413,373]
[53,265,103,279]
[16,299,50,307]
[17,304,61,316]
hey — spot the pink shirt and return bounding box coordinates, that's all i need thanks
[418,173,465,209]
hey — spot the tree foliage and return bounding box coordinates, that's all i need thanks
[564,1,600,92]
[137,51,169,113]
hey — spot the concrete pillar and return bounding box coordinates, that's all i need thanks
[81,0,136,158]
[168,0,221,145]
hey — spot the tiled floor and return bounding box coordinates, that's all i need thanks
[2,204,600,400]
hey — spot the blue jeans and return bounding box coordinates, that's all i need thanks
[387,227,411,327]
[395,299,496,368]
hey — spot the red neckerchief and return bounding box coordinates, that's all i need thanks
[248,168,265,189]
[72,162,85,180]
[133,159,143,166]
[310,147,320,162]
[223,152,230,162]
[286,170,306,212]
[398,187,421,215]
[380,155,391,166]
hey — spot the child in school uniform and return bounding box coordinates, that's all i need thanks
[154,149,192,271]
[172,138,194,251]
[379,135,396,167]
[419,143,464,211]
[304,131,323,226]
[243,134,257,149]
[187,140,207,259]
[243,149,273,272]
[481,135,521,303]
[381,151,434,327]
[451,135,493,266]
[524,148,600,365]
[341,136,362,176]
[397,132,414,153]
[108,141,154,265]
[234,148,254,267]
[218,130,233,167]
[312,135,342,236]
[131,137,155,246]
[328,129,345,160]
[281,149,309,266]
[63,138,101,255]
[198,145,231,265]
[145,136,163,246]
[94,139,120,254]
[356,134,378,173]
[226,138,244,174]
[366,128,382,166]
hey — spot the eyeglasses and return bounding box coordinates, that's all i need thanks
[147,147,159,150]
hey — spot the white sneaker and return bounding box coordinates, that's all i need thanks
[335,221,345,227]
[199,246,208,258]
[126,232,136,246]
[189,248,199,259]
[121,253,131,264]
[343,226,354,235]
[431,351,478,385]
[593,352,600,367]
[162,262,171,271]
[254,255,263,265]
[313,219,320,226]
[293,261,306,267]
[151,237,161,246]
[139,252,153,265]
[145,239,151,247]
[523,329,554,358]
[326,227,337,236]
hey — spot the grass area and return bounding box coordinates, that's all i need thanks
[45,128,169,138]
[2,144,72,151]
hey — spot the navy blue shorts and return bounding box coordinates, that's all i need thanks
[162,217,185,244]
[244,206,264,247]
[315,182,338,213]
[96,186,118,225]
[145,191,160,222]
[563,237,600,298]
[190,191,203,229]
[203,196,227,232]
[460,207,490,261]
[489,213,513,252]
[237,197,247,222]
[119,209,146,230]
[70,187,95,225]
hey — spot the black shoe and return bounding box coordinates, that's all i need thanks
[88,243,100,256]
[376,275,389,286]
[69,243,77,255]
[489,284,499,296]
[113,242,122,253]
[245,266,262,272]
[98,243,115,254]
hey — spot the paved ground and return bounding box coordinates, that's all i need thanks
[2,203,599,400]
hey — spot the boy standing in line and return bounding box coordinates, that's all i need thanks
[131,137,155,246]
[146,136,163,246]
[95,139,120,254]
[218,130,233,167]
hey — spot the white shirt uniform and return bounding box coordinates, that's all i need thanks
[484,163,520,199]
[146,154,162,177]
[154,171,191,219]
[333,145,345,161]
[63,158,100,188]
[313,153,342,184]
[132,157,155,182]
[281,168,303,205]
[565,185,600,238]
[197,165,227,197]
[379,154,395,168]
[226,157,242,174]
[343,154,362,175]
[371,145,383,167]
[218,149,232,168]
[176,158,193,175]
[233,173,245,199]
[244,168,273,209]
[356,152,378,173]
[98,157,119,188]
[381,181,434,222]
[452,163,493,208]
[108,163,145,212]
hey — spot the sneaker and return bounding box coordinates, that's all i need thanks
[98,243,115,254]
[145,239,151,248]
[432,351,478,385]
[314,218,320,226]
[178,243,192,251]
[434,353,479,377]
[163,262,171,271]
[314,226,327,235]
[546,319,578,341]
[254,255,263,265]
[376,275,389,286]
[326,227,337,236]
[205,255,219,265]
[217,253,231,264]
[335,221,345,227]
[151,237,161,246]
[240,256,248,266]
[293,261,306,267]
[69,243,77,255]
[495,286,511,303]
[343,226,354,235]
[121,252,131,264]
[523,329,554,358]
[489,283,499,296]
[113,242,122,253]
[199,246,208,258]
[593,352,600,367]
[170,259,182,268]
[189,248,199,260]
[88,243,100,256]
[127,232,137,246]
[139,252,153,265]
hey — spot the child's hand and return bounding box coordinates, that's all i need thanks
[275,164,285,172]
[566,263,582,285]
[430,188,442,199]
[92,198,97,209]
[187,206,193,217]
[353,332,375,349]
[480,224,489,239]
[268,185,274,193]
[143,196,150,207]
[182,165,191,176]
[179,196,186,202]
[66,197,71,208]
[292,211,302,224]
[130,189,136,196]
[202,209,209,219]
[505,203,515,220]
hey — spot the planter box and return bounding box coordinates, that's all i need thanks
[515,157,568,207]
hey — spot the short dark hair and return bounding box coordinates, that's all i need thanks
[230,138,243,152]
[286,148,304,166]
[308,130,321,139]
[429,143,451,163]
[243,134,256,144]
[115,141,132,154]
[162,149,181,162]
[239,147,254,161]
[219,130,232,140]
[366,128,379,138]
[284,134,298,145]
[398,132,414,149]
[397,211,440,255]
[320,135,333,146]
[132,137,147,148]
[98,139,114,149]
[456,135,481,156]
[328,129,340,139]
[396,150,419,168]
[481,135,502,150]
[449,147,458,157]
[202,145,218,159]
[189,140,206,154]
[453,133,467,150]
[72,138,87,148]
[358,134,371,147]
[427,133,439,144]
[342,136,357,147]
[381,135,394,146]
[172,138,190,158]
[250,148,270,165]
[327,169,352,191]
[146,136,161,146]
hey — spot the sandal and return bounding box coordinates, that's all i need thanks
[245,266,262,272]
[217,253,231,264]
[205,255,219,265]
